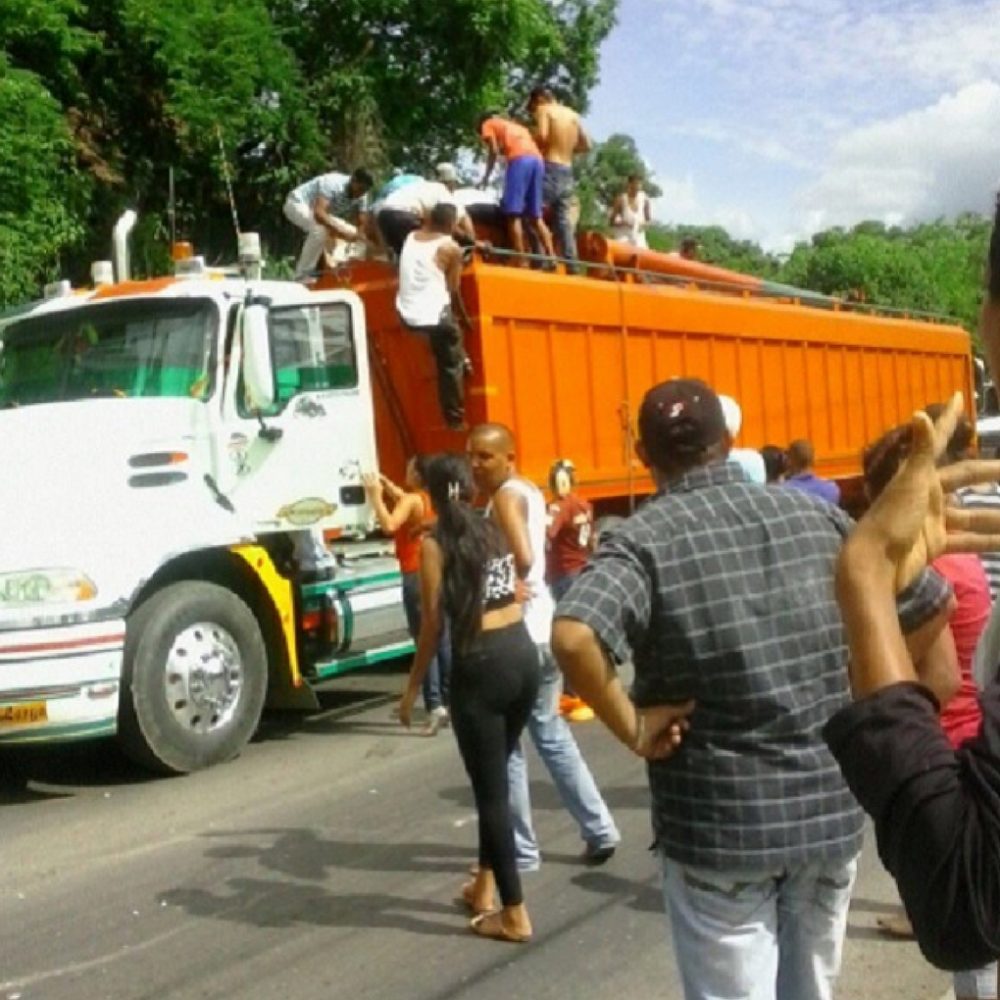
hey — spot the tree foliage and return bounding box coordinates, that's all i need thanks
[1,0,619,305]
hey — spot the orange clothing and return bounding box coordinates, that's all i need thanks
[480,118,540,161]
[394,489,433,574]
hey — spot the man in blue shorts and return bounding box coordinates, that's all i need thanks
[477,111,555,262]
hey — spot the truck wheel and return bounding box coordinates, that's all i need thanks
[118,582,268,774]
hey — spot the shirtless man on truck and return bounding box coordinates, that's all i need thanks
[528,86,592,266]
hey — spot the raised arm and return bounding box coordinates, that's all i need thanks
[362,473,423,535]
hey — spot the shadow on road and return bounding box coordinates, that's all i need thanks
[161,877,460,936]
[438,780,649,813]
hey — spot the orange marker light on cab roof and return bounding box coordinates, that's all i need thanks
[171,241,194,261]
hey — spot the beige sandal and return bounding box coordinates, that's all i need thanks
[470,911,531,943]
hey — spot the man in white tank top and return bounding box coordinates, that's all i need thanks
[469,423,620,869]
[608,174,651,248]
[396,203,470,430]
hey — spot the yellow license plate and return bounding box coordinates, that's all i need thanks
[0,701,48,726]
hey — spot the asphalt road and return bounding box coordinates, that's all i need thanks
[1,665,949,1000]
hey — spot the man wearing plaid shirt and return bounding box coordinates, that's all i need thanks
[551,378,954,1000]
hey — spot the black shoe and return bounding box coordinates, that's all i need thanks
[582,843,617,866]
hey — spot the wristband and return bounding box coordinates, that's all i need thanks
[630,713,646,753]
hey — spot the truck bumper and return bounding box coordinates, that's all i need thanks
[0,620,126,742]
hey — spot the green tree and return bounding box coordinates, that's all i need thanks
[267,0,618,168]
[0,55,90,304]
[646,223,780,277]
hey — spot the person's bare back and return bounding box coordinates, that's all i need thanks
[534,100,588,166]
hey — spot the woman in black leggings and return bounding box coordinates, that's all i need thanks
[398,453,540,942]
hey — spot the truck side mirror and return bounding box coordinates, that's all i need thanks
[242,305,275,410]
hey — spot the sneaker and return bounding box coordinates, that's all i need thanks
[424,706,450,735]
[559,694,584,717]
[582,843,617,866]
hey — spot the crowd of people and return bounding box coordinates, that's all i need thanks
[362,385,1000,996]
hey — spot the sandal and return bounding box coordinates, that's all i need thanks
[458,879,495,915]
[876,913,914,939]
[470,911,531,944]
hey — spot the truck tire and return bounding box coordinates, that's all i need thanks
[118,582,268,775]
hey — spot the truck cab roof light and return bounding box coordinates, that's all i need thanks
[43,280,72,299]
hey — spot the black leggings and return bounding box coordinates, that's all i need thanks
[450,621,540,907]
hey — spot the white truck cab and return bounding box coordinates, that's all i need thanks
[0,249,410,771]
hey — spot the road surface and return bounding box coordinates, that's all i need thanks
[1,665,949,1000]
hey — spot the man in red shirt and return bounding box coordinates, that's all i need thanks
[546,459,596,721]
[477,110,556,263]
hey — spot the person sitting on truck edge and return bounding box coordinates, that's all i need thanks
[549,376,955,1000]
[396,202,471,431]
[527,86,591,267]
[468,423,621,870]
[362,458,451,733]
[477,110,556,264]
[283,167,373,279]
[609,175,651,248]
[784,438,841,505]
[376,176,477,259]
[546,458,596,722]
[397,452,540,943]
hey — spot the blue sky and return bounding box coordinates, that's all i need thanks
[585,0,1000,250]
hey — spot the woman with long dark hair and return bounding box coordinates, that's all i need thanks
[398,453,540,943]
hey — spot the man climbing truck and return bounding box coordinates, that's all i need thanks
[0,215,974,773]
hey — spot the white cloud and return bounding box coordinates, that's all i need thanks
[796,80,1000,231]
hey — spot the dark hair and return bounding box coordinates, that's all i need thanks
[351,167,374,190]
[548,458,576,493]
[760,445,786,483]
[408,454,431,484]
[786,439,814,473]
[988,192,1000,301]
[528,85,553,106]
[627,173,642,183]
[862,425,912,501]
[429,201,457,231]
[424,453,507,652]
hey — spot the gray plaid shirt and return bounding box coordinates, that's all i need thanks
[557,460,952,870]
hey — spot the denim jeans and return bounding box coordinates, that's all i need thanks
[401,572,451,710]
[661,853,858,1000]
[507,644,619,869]
[542,163,577,264]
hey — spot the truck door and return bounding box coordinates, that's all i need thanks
[218,290,376,539]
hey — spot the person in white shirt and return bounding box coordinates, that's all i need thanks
[283,168,373,279]
[396,203,470,430]
[719,395,767,485]
[377,178,477,258]
[609,174,651,248]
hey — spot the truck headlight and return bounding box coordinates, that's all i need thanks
[0,568,98,605]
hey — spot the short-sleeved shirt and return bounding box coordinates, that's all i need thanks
[546,493,594,581]
[958,484,1000,600]
[479,118,541,161]
[290,172,370,215]
[381,180,468,222]
[934,553,989,748]
[556,460,952,870]
[784,471,841,505]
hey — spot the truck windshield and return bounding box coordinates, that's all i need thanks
[0,298,216,408]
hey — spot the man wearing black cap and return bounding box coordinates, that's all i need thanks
[550,377,955,1000]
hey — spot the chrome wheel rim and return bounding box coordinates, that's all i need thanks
[163,622,243,734]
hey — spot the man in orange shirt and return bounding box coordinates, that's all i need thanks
[477,110,556,262]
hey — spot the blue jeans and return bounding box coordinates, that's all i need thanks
[661,853,858,1000]
[401,572,451,711]
[542,163,577,264]
[507,644,619,869]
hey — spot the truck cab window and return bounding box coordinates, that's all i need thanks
[238,302,357,418]
[0,299,216,408]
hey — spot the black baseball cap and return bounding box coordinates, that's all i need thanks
[638,378,727,465]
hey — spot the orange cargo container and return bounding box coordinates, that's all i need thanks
[325,254,972,512]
